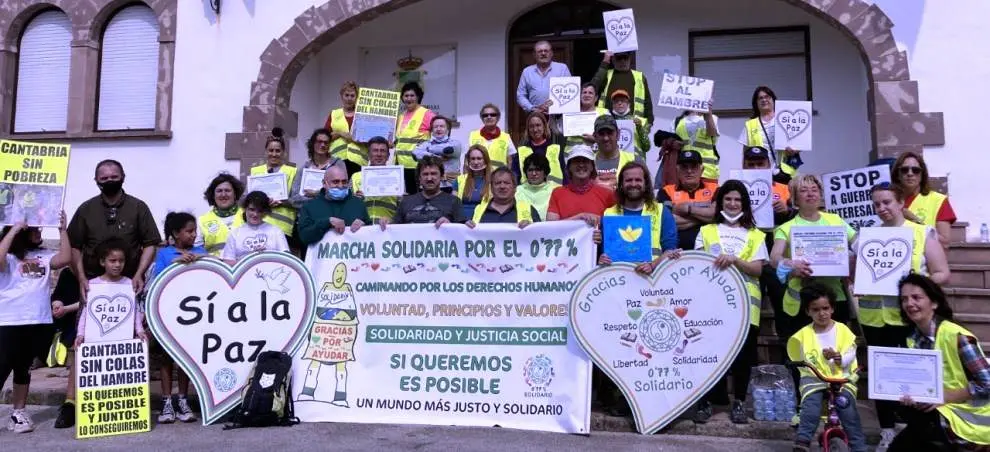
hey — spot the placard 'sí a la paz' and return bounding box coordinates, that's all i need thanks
[75,339,150,439]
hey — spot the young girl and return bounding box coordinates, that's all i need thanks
[0,212,71,433]
[221,191,289,264]
[149,212,206,423]
[787,283,867,452]
[75,238,148,347]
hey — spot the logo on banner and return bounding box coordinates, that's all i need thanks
[860,238,911,282]
[606,17,635,44]
[523,354,556,393]
[777,109,811,140]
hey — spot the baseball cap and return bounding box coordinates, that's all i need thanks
[614,51,633,58]
[594,114,617,133]
[566,144,596,163]
[610,89,630,100]
[677,150,702,165]
[743,146,771,161]
[653,130,683,147]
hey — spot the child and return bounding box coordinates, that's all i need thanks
[148,212,206,423]
[787,283,867,452]
[221,191,289,264]
[75,238,148,347]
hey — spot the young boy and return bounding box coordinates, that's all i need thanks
[787,283,867,452]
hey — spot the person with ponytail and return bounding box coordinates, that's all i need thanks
[250,127,299,248]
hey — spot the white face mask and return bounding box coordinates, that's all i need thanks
[721,210,744,224]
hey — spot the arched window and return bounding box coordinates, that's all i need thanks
[97,5,159,131]
[14,10,71,133]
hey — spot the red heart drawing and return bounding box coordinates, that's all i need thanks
[674,306,688,318]
[537,264,546,272]
[371,263,380,271]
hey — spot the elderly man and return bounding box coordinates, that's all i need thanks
[592,51,654,128]
[657,150,718,251]
[516,40,571,116]
[592,115,642,191]
[467,167,540,228]
[56,159,161,429]
[385,156,465,227]
[546,144,615,225]
[297,165,371,246]
[354,136,399,222]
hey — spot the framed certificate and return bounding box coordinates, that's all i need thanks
[360,165,405,197]
[790,225,850,277]
[300,168,324,193]
[868,346,943,404]
[247,172,288,201]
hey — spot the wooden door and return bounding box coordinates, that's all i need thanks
[508,41,573,143]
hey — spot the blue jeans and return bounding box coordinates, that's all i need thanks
[796,388,868,452]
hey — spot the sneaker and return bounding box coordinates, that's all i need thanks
[175,397,197,423]
[877,427,896,451]
[730,400,748,424]
[53,402,75,429]
[7,410,34,433]
[693,400,713,424]
[158,397,176,424]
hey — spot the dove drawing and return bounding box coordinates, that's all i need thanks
[256,267,291,294]
[618,224,643,243]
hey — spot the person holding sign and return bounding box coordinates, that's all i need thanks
[599,161,678,268]
[563,83,607,154]
[298,166,370,244]
[694,180,768,425]
[891,151,957,249]
[452,145,493,221]
[220,192,290,263]
[657,150,718,251]
[888,274,990,451]
[466,167,540,227]
[324,81,368,176]
[515,40,572,117]
[0,213,71,433]
[511,111,566,185]
[515,153,559,220]
[355,136,400,222]
[288,128,346,211]
[593,114,642,191]
[197,173,245,257]
[250,128,299,247]
[74,238,149,347]
[675,106,719,183]
[592,51,654,128]
[394,82,435,195]
[738,86,803,183]
[413,116,463,192]
[468,103,516,169]
[608,90,651,159]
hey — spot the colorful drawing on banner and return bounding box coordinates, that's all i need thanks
[602,215,652,263]
[823,165,890,230]
[729,169,774,229]
[570,251,749,434]
[549,76,581,114]
[293,223,594,434]
[603,8,638,52]
[84,282,136,343]
[0,139,70,227]
[854,227,913,297]
[75,339,150,439]
[352,88,401,142]
[145,252,317,425]
[617,119,635,152]
[657,73,713,112]
[772,101,812,151]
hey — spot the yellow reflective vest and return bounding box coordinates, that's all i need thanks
[394,106,430,168]
[198,208,244,256]
[471,199,534,224]
[455,174,491,202]
[603,202,666,260]
[352,170,398,222]
[517,144,563,185]
[787,322,859,401]
[676,116,719,180]
[907,191,949,227]
[699,224,765,327]
[598,70,648,120]
[858,222,928,327]
[777,212,851,316]
[744,117,797,178]
[468,130,512,169]
[250,164,297,236]
[327,108,368,166]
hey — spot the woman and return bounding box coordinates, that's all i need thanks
[468,103,516,169]
[888,274,990,451]
[515,153,559,220]
[249,127,298,246]
[452,145,492,221]
[695,180,768,425]
[609,89,651,159]
[564,82,608,153]
[738,86,802,183]
[324,81,367,176]
[198,173,245,257]
[852,183,950,449]
[394,82,435,194]
[892,151,956,249]
[466,167,539,227]
[511,111,566,185]
[0,212,71,433]
[675,101,719,183]
[413,115,462,193]
[288,128,346,210]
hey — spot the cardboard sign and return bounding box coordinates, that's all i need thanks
[617,119,635,152]
[728,169,774,229]
[603,8,638,53]
[773,101,812,151]
[0,139,70,227]
[570,251,750,434]
[657,73,713,112]
[146,252,317,424]
[352,88,401,142]
[823,165,890,230]
[855,227,914,296]
[790,226,850,277]
[549,76,581,114]
[603,215,653,263]
[84,282,136,343]
[75,339,150,439]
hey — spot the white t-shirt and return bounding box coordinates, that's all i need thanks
[814,322,856,371]
[736,115,775,148]
[0,250,55,325]
[221,222,289,261]
[694,224,769,261]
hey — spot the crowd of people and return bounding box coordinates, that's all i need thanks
[0,40,985,452]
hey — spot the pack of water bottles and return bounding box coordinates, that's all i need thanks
[748,364,797,422]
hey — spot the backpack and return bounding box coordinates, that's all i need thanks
[224,351,299,429]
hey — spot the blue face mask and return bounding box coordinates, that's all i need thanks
[326,187,349,200]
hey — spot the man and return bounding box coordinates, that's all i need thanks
[546,144,615,224]
[603,161,679,266]
[592,51,654,128]
[592,114,642,191]
[654,130,684,188]
[385,156,466,227]
[297,165,371,246]
[516,40,571,116]
[354,136,399,222]
[58,159,161,429]
[608,90,650,159]
[467,167,540,227]
[657,150,717,251]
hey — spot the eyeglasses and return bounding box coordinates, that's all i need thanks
[105,207,118,225]
[899,166,923,175]
[481,113,498,118]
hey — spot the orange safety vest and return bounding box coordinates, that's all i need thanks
[772,182,790,206]
[662,181,718,205]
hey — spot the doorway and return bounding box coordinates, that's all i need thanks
[506,0,623,143]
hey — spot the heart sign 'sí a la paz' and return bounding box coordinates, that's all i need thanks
[570,251,750,434]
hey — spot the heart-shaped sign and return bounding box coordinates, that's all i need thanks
[741,179,772,211]
[570,251,749,434]
[606,17,635,44]
[146,252,316,425]
[777,109,811,140]
[859,238,911,282]
[618,126,634,151]
[550,83,579,108]
[88,294,134,337]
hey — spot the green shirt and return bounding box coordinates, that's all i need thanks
[297,192,371,245]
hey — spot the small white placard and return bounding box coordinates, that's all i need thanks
[729,169,774,229]
[854,227,914,296]
[616,119,635,152]
[657,73,714,112]
[868,346,943,404]
[84,282,136,343]
[823,165,891,230]
[773,100,813,151]
[603,8,638,53]
[247,172,288,201]
[360,165,405,197]
[563,112,598,137]
[549,76,581,114]
[300,168,325,193]
[790,225,850,277]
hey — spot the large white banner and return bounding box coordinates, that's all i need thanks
[293,222,595,434]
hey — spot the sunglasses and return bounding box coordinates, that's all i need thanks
[481,113,499,118]
[899,166,923,175]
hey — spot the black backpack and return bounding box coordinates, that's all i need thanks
[225,351,299,429]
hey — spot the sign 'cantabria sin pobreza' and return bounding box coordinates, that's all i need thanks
[293,223,594,434]
[570,251,750,434]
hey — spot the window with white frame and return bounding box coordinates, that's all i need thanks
[13,10,71,133]
[96,5,159,131]
[689,26,811,116]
